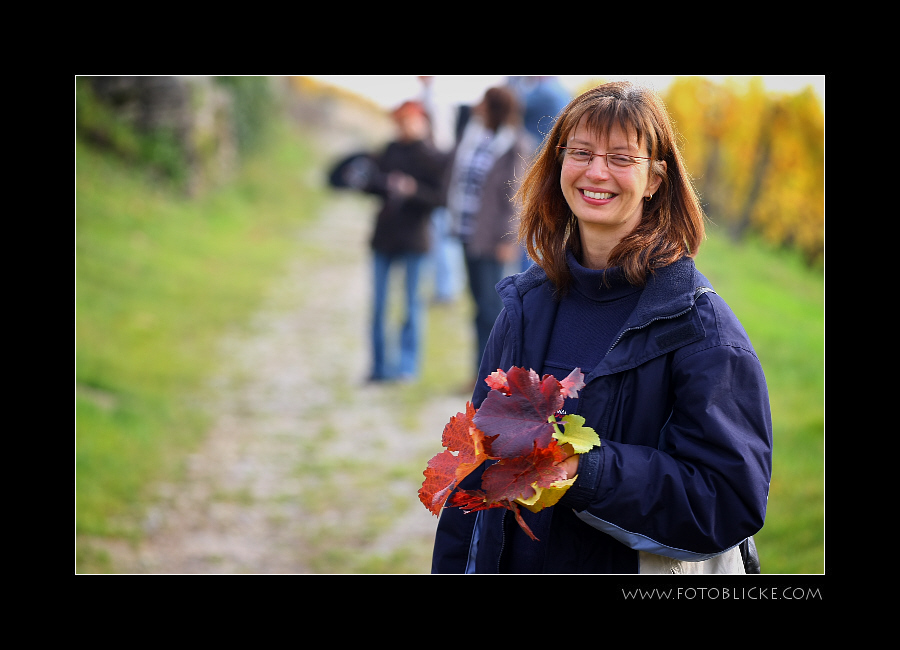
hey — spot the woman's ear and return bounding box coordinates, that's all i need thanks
[648,160,667,196]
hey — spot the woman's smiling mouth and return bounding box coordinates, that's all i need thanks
[583,189,615,200]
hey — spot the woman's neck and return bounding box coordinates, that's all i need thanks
[577,230,617,270]
[577,220,634,270]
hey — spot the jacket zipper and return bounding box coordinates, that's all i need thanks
[497,511,506,573]
[606,288,713,355]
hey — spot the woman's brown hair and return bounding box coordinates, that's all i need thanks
[516,81,705,295]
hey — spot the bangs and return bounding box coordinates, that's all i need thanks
[561,92,660,158]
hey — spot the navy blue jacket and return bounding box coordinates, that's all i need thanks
[431,257,773,573]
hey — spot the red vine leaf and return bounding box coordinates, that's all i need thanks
[473,367,563,459]
[508,502,539,541]
[449,489,499,512]
[481,439,568,504]
[559,367,586,399]
[418,403,495,516]
[449,491,539,541]
[418,450,461,516]
[485,369,511,395]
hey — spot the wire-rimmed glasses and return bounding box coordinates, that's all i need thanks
[557,146,653,170]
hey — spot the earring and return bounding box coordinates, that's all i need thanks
[645,194,653,202]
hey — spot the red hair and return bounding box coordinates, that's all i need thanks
[391,100,428,121]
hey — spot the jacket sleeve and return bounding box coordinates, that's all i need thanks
[355,148,391,198]
[558,299,774,560]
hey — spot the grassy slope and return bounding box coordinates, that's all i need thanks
[695,227,824,574]
[75,118,323,555]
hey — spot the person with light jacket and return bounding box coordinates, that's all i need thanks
[445,87,536,375]
[431,81,773,574]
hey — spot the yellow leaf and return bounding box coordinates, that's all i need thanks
[517,477,578,513]
[552,414,601,454]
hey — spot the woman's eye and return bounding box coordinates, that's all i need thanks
[608,155,635,166]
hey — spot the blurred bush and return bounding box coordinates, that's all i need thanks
[76,76,280,196]
[214,75,277,155]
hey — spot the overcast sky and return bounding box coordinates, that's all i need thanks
[309,75,825,111]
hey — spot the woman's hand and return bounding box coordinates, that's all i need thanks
[557,443,580,479]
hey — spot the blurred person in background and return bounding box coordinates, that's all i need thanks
[432,81,772,574]
[444,86,536,376]
[515,75,572,271]
[418,76,466,305]
[354,100,449,382]
[510,75,572,146]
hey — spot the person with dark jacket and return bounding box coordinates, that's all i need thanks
[360,101,448,382]
[431,82,773,574]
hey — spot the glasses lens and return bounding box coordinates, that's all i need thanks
[564,148,591,165]
[608,154,637,168]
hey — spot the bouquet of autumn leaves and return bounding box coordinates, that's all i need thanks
[418,366,600,541]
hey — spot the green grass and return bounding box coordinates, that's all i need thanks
[695,226,824,574]
[75,117,324,556]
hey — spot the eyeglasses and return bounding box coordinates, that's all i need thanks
[556,146,653,169]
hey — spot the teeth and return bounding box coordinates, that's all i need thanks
[584,190,613,200]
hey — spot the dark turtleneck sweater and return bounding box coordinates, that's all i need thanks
[542,251,644,378]
[501,249,644,573]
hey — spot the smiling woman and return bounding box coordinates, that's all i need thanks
[518,82,703,293]
[430,81,773,575]
[557,122,665,270]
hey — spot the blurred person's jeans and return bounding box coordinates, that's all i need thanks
[430,207,464,303]
[371,251,426,381]
[464,254,505,375]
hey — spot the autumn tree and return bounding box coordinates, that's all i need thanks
[665,76,824,265]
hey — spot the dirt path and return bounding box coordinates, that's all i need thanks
[111,96,471,574]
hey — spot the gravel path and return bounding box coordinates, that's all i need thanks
[109,97,473,574]
[121,193,467,574]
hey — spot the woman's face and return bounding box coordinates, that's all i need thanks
[560,115,663,240]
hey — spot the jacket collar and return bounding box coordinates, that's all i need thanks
[509,256,703,321]
[500,257,711,375]
[625,257,702,330]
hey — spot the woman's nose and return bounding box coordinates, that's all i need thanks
[585,155,611,179]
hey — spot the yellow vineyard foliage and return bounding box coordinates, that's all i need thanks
[666,76,824,265]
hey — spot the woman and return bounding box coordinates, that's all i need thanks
[431,82,773,574]
[445,87,535,374]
